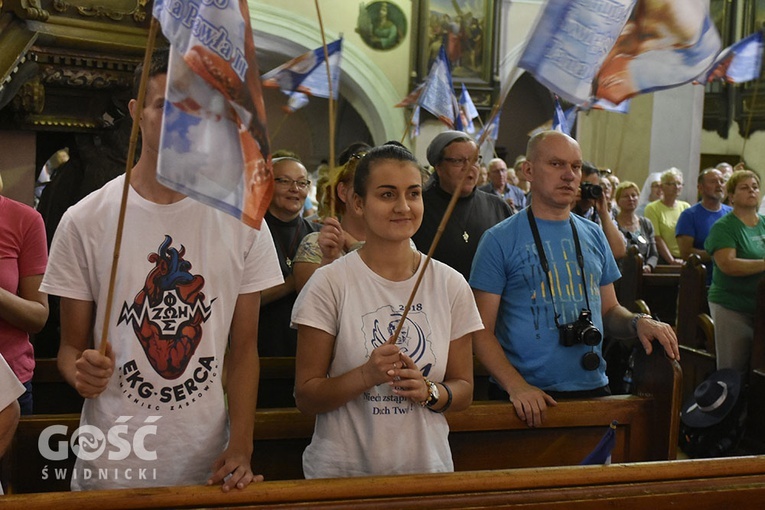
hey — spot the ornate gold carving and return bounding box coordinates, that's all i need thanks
[30,47,138,91]
[50,0,147,23]
[24,115,101,129]
[8,0,50,21]
[11,76,43,114]
[133,0,147,23]
[38,63,130,89]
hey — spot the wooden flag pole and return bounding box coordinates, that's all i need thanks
[269,113,291,144]
[399,108,414,144]
[472,115,499,158]
[99,17,160,355]
[386,104,501,345]
[314,0,337,217]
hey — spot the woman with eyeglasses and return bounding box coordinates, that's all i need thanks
[644,167,691,265]
[257,156,320,356]
[614,181,658,273]
[292,143,481,478]
[705,170,765,376]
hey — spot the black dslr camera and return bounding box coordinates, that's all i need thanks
[580,182,603,201]
[559,309,602,347]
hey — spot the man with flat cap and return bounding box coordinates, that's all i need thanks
[412,131,512,281]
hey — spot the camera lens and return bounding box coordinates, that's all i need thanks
[581,183,603,200]
[580,325,602,346]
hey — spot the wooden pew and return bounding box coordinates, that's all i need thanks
[675,255,717,403]
[31,354,518,413]
[614,246,650,314]
[616,250,686,324]
[616,252,714,403]
[675,255,710,348]
[4,456,765,510]
[746,276,765,452]
[5,343,681,494]
[31,356,298,414]
[256,356,296,408]
[640,266,681,325]
[31,358,83,414]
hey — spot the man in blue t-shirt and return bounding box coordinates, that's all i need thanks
[470,131,680,427]
[676,168,731,284]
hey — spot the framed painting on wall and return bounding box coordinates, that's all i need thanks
[417,0,494,86]
[735,0,765,135]
[709,0,733,46]
[705,0,734,98]
[744,0,765,81]
[356,1,408,51]
[747,0,765,31]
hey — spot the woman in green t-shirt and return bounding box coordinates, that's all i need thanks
[705,170,765,375]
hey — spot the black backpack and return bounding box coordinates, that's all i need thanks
[679,395,747,458]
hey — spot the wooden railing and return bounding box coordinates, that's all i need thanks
[5,342,681,494]
[4,456,765,510]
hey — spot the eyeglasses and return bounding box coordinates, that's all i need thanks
[274,177,311,190]
[443,155,482,167]
[663,181,683,187]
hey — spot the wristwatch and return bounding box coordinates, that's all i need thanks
[420,378,440,408]
[631,313,651,334]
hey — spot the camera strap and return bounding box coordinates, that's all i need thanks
[526,208,592,327]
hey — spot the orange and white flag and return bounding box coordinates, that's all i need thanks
[153,0,272,229]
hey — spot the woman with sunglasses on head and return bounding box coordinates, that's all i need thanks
[257,156,320,357]
[292,144,372,294]
[615,181,659,273]
[292,143,482,478]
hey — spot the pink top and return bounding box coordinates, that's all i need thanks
[0,196,47,383]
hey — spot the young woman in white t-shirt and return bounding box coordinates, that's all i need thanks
[292,143,481,478]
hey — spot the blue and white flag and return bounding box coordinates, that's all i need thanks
[477,111,500,143]
[477,112,499,167]
[705,31,764,84]
[519,0,635,105]
[395,82,425,108]
[580,421,618,465]
[552,96,571,135]
[285,92,310,113]
[458,84,479,133]
[520,1,722,106]
[153,0,272,228]
[262,38,343,107]
[419,45,458,128]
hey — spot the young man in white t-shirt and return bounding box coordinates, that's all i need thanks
[40,50,282,491]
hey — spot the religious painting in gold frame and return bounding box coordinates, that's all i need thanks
[417,0,494,86]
